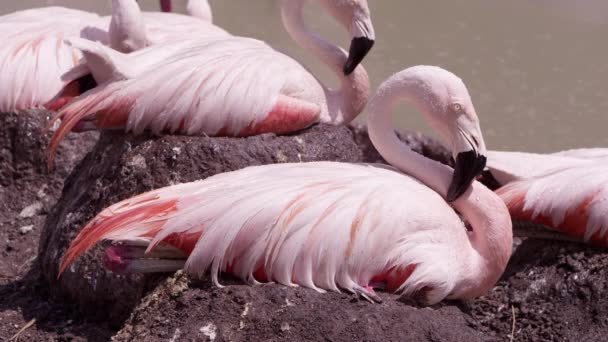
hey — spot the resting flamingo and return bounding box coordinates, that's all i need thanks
[46,0,376,166]
[486,150,608,247]
[0,1,226,113]
[58,65,512,304]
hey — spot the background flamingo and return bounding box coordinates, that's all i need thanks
[58,65,511,304]
[486,150,608,247]
[46,0,376,166]
[0,0,226,113]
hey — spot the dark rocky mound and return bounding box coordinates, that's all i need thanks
[0,110,100,340]
[113,272,481,341]
[0,110,97,279]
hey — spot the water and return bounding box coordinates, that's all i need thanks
[4,0,608,152]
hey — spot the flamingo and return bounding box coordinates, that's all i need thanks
[486,150,608,247]
[57,65,512,304]
[0,1,226,113]
[46,0,376,166]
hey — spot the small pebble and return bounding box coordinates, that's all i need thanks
[19,202,43,218]
[19,225,34,235]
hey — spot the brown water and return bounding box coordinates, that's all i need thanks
[4,0,608,152]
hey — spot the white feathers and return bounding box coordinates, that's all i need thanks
[489,151,608,243]
[498,164,608,242]
[96,162,474,304]
[66,36,323,135]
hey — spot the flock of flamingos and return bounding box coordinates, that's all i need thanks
[2,0,607,305]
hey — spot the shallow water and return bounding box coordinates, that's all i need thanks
[4,0,608,152]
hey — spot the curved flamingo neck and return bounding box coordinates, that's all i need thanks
[367,74,513,298]
[280,0,369,125]
[110,0,148,53]
[187,0,213,22]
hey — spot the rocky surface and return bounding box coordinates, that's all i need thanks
[0,110,103,341]
[2,118,608,341]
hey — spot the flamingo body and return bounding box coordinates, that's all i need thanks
[47,36,327,160]
[488,151,608,246]
[61,162,472,303]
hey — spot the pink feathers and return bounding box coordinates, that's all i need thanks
[488,151,608,247]
[59,190,180,276]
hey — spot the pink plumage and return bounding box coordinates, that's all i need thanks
[59,65,512,304]
[488,151,608,246]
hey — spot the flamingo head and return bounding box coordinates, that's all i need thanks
[316,0,376,75]
[400,66,487,201]
[426,67,487,201]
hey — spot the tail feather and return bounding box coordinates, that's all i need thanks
[58,189,185,276]
[46,84,134,169]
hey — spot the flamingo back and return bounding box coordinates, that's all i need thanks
[48,37,324,163]
[497,164,608,246]
[60,162,474,304]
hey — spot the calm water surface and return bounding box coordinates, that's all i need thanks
[4,0,608,152]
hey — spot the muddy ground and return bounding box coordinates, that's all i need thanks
[1,114,607,341]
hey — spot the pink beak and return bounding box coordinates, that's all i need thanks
[160,0,172,12]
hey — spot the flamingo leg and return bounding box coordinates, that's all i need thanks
[103,243,187,274]
[353,284,383,303]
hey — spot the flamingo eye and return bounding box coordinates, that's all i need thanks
[451,103,463,113]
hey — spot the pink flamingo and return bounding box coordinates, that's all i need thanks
[486,150,608,247]
[0,1,226,113]
[46,0,376,166]
[58,65,512,304]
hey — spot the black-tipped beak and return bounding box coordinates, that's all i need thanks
[447,150,487,202]
[343,37,375,75]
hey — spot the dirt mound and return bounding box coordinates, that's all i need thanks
[0,110,100,340]
[114,272,482,341]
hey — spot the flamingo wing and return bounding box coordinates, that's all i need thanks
[497,164,608,246]
[48,37,322,162]
[60,162,470,304]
